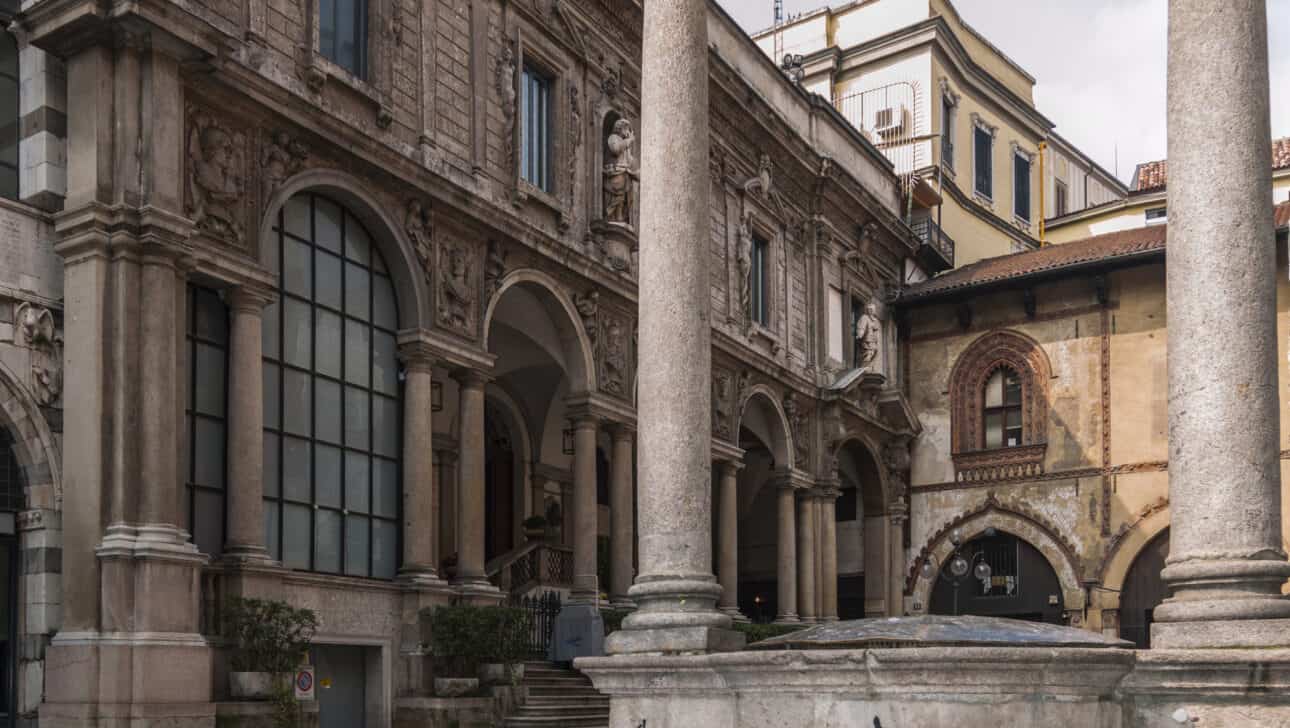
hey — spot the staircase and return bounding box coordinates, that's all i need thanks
[504,661,609,728]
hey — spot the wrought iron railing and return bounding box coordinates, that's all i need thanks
[910,216,956,270]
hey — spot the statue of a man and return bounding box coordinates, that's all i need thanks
[603,118,637,224]
[855,302,880,370]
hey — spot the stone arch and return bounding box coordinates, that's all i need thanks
[481,269,596,396]
[736,384,794,470]
[949,329,1052,455]
[908,495,1084,616]
[259,169,429,330]
[1100,500,1170,599]
[0,359,59,509]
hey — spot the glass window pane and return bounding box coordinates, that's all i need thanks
[345,515,370,577]
[373,457,398,518]
[263,299,281,361]
[283,298,313,368]
[314,197,343,254]
[316,250,343,310]
[373,331,398,396]
[284,238,312,298]
[345,263,371,321]
[283,368,312,436]
[984,412,1003,449]
[194,418,225,488]
[283,196,311,239]
[373,274,397,330]
[373,519,397,579]
[194,289,228,344]
[315,379,341,444]
[284,504,312,569]
[316,309,342,379]
[345,214,371,265]
[263,432,280,497]
[345,452,370,513]
[985,371,1004,408]
[345,321,370,386]
[344,386,370,449]
[193,489,225,557]
[315,444,342,508]
[373,395,398,458]
[195,343,226,417]
[283,437,312,502]
[263,362,281,429]
[264,500,281,559]
[314,509,342,573]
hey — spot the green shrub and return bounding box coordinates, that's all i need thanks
[222,597,319,673]
[733,621,806,644]
[424,605,532,677]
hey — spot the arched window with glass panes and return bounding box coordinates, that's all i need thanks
[263,192,401,578]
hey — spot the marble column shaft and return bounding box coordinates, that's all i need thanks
[224,287,272,559]
[1154,0,1290,642]
[797,492,818,622]
[609,426,635,607]
[717,459,742,616]
[571,415,599,601]
[776,484,799,622]
[452,370,490,585]
[399,343,440,582]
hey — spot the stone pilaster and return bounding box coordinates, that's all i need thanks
[223,286,273,562]
[775,480,799,623]
[605,0,741,655]
[1152,0,1290,648]
[716,458,744,620]
[609,424,636,608]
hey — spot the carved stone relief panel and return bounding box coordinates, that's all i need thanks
[186,105,251,247]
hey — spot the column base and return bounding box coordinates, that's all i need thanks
[1152,618,1290,649]
[604,625,745,655]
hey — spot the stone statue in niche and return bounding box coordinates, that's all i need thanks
[712,369,734,440]
[601,316,627,396]
[484,240,507,298]
[15,303,63,407]
[261,130,308,200]
[574,290,599,345]
[854,301,880,370]
[187,110,246,243]
[736,210,753,319]
[602,117,637,225]
[406,199,433,286]
[439,244,474,331]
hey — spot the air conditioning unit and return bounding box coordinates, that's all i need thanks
[873,105,907,137]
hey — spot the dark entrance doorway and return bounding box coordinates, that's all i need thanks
[1120,529,1170,649]
[929,531,1063,624]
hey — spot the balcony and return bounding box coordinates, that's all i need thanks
[910,216,956,273]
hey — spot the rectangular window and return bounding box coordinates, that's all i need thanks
[941,97,954,170]
[749,235,770,327]
[186,286,229,557]
[319,0,367,79]
[827,287,844,362]
[521,65,553,193]
[1054,179,1068,217]
[0,29,18,201]
[1014,153,1031,221]
[1145,206,1167,225]
[973,126,992,199]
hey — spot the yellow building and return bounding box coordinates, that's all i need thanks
[753,0,1126,268]
[1046,137,1290,244]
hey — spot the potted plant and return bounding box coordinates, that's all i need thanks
[223,597,319,701]
[522,515,547,541]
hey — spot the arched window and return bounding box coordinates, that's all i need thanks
[263,192,401,578]
[983,367,1023,449]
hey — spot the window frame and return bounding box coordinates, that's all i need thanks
[264,192,403,580]
[185,285,231,558]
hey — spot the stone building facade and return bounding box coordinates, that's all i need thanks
[5,0,928,725]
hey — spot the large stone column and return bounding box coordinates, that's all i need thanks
[1152,0,1290,648]
[717,459,743,619]
[797,491,818,623]
[399,341,445,585]
[609,425,636,608]
[776,482,800,623]
[452,370,493,593]
[224,286,272,561]
[820,489,839,621]
[570,414,600,602]
[607,0,740,654]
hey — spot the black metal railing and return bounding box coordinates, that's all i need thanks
[510,590,563,657]
[910,216,956,271]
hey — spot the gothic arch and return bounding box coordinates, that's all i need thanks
[259,169,430,330]
[736,384,794,470]
[908,494,1085,616]
[949,329,1053,454]
[0,359,59,509]
[482,269,597,396]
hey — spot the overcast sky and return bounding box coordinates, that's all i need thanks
[718,0,1290,185]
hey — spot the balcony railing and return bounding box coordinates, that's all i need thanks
[910,216,955,272]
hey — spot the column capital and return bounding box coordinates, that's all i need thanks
[226,284,276,313]
[398,340,437,373]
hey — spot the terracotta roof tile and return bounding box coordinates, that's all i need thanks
[901,203,1290,303]
[1131,137,1290,192]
